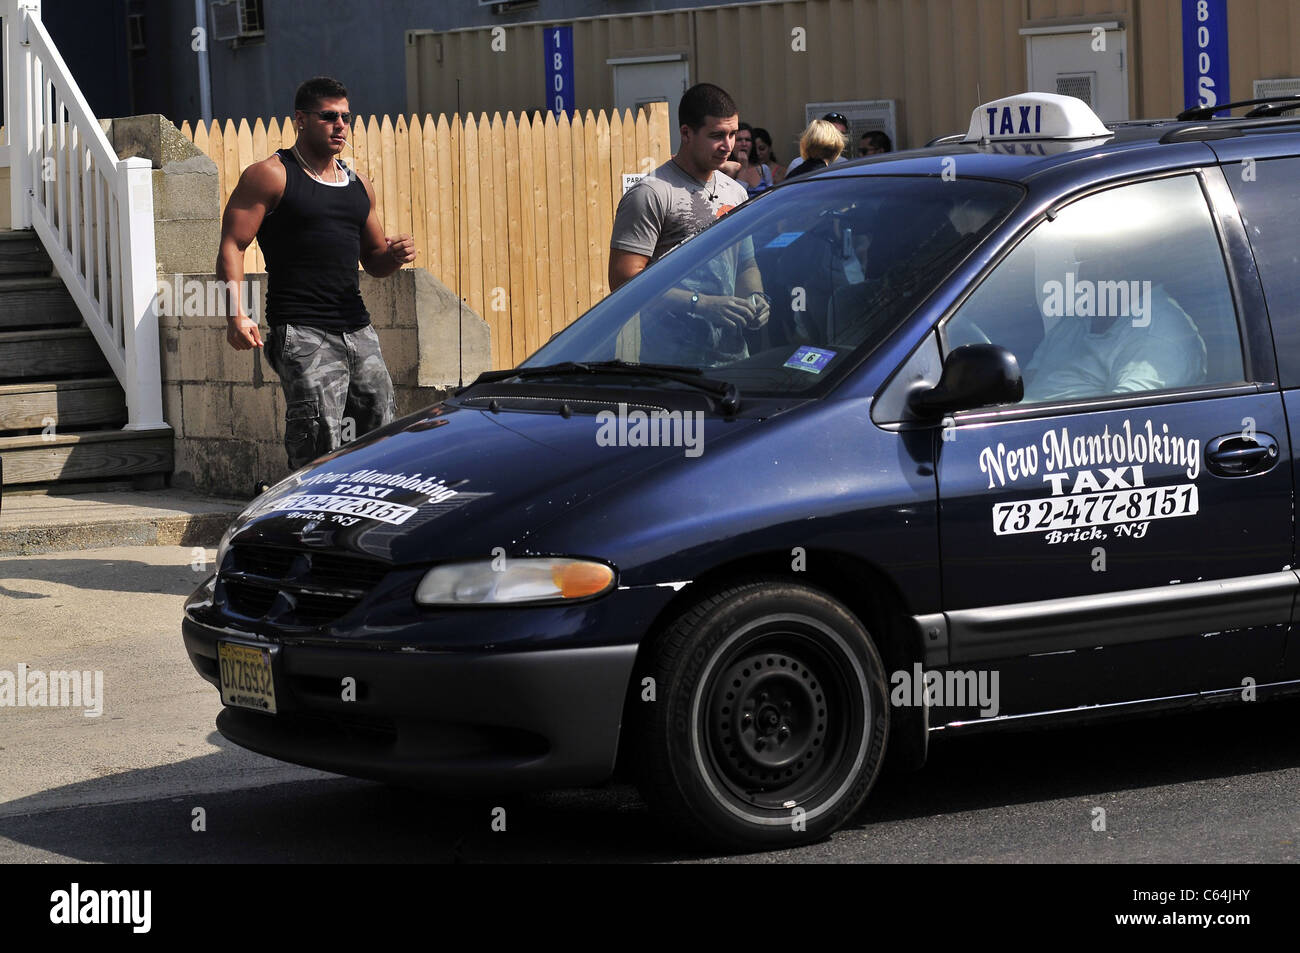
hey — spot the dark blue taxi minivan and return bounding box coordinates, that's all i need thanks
[184,94,1300,851]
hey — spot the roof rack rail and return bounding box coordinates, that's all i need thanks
[1159,125,1244,143]
[1177,97,1300,121]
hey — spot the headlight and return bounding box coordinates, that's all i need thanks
[415,558,616,606]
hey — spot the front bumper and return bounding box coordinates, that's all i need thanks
[183,612,639,790]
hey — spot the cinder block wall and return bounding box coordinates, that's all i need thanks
[158,269,489,498]
[91,114,492,499]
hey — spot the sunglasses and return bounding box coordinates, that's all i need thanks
[306,109,353,124]
[822,113,849,126]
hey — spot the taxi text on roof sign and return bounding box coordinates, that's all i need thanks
[964,92,1112,143]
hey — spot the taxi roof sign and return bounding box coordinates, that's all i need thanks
[964,93,1111,143]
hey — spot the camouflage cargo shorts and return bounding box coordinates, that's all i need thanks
[265,322,397,469]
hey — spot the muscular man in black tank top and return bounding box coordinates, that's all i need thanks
[216,76,417,472]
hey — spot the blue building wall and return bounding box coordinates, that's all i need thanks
[41,0,132,119]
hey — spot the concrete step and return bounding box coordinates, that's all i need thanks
[0,377,126,432]
[0,327,111,381]
[0,276,83,329]
[0,488,243,555]
[0,229,53,278]
[0,427,172,485]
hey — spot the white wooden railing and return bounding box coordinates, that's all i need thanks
[1,0,165,431]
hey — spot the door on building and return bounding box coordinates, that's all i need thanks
[611,55,689,153]
[1025,27,1129,123]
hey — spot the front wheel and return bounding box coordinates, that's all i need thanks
[634,581,889,851]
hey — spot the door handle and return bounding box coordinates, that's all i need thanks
[1205,432,1279,477]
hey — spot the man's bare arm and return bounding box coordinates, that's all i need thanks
[357,171,416,277]
[217,156,283,350]
[609,248,650,292]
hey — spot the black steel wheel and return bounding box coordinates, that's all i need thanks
[635,580,889,851]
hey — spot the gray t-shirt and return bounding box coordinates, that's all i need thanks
[611,159,749,267]
[611,160,755,366]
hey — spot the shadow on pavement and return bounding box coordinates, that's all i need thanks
[856,695,1300,824]
[0,555,210,597]
[1,696,1297,863]
[0,738,692,863]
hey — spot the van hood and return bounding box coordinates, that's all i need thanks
[226,401,758,565]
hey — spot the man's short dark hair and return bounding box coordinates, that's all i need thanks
[863,130,892,152]
[295,76,349,112]
[678,83,737,130]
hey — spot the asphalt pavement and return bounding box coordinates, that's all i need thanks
[1,545,1298,863]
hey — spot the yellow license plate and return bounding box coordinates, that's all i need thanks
[218,641,277,714]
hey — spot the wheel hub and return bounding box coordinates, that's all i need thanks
[710,651,827,786]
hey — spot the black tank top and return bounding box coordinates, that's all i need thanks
[257,148,371,330]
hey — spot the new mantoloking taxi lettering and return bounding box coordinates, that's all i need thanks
[296,468,460,502]
[248,468,463,526]
[980,418,1202,492]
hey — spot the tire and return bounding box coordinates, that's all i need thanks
[634,580,890,851]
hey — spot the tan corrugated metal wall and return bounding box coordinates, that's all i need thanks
[408,0,1039,156]
[409,0,1300,157]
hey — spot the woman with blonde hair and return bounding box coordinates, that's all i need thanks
[783,119,844,180]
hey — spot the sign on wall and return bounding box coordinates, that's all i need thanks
[1182,0,1229,114]
[545,26,575,117]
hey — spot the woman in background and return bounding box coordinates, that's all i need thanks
[783,119,844,180]
[729,122,776,197]
[751,127,785,183]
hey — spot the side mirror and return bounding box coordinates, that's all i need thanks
[909,343,1023,417]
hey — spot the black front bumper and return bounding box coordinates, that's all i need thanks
[183,614,639,790]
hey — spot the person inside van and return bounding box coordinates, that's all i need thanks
[1022,237,1207,403]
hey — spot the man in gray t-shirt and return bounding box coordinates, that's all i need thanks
[609,83,767,365]
[613,157,750,267]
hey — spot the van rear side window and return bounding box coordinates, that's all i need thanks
[1227,157,1300,388]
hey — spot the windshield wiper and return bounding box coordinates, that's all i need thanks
[469,360,741,413]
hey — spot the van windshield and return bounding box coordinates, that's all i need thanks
[523,176,1022,395]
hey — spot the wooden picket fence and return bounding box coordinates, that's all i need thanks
[178,104,671,369]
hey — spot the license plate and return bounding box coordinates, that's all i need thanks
[218,641,278,714]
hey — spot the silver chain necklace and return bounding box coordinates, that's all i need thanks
[291,143,341,184]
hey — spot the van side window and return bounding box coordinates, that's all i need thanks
[943,175,1243,405]
[1226,157,1300,388]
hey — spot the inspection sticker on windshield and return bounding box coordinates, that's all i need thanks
[785,346,836,373]
[764,231,803,249]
